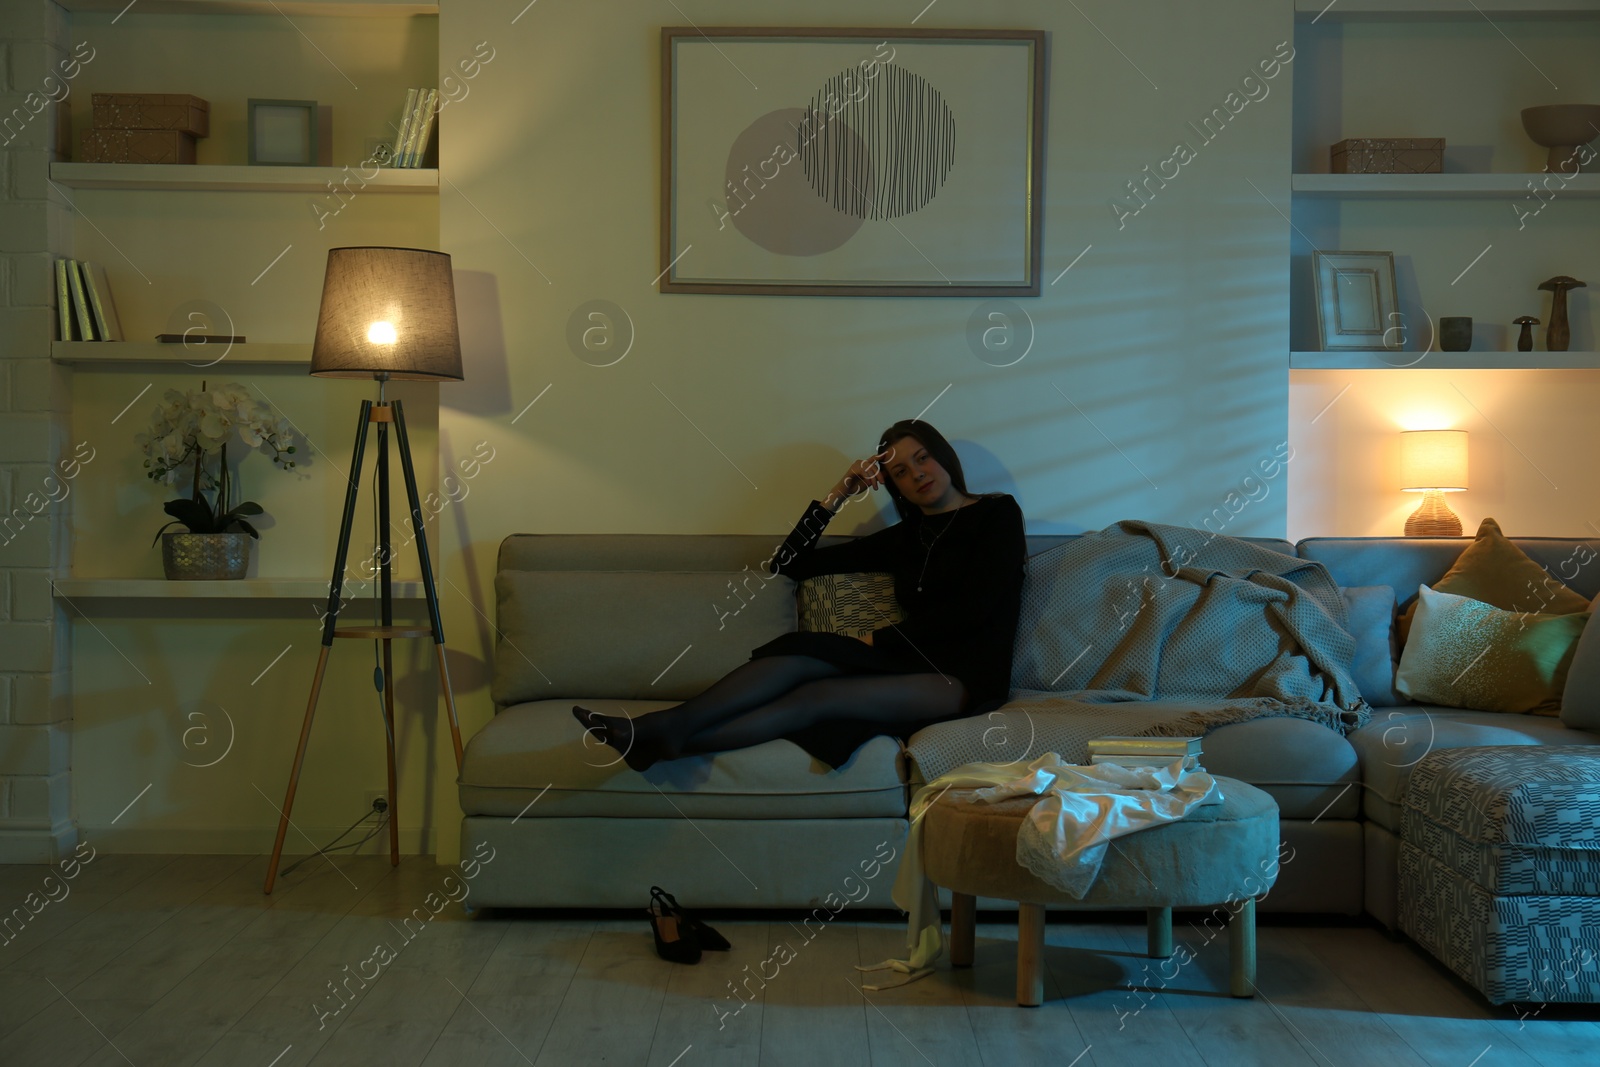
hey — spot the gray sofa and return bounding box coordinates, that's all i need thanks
[459,529,1599,923]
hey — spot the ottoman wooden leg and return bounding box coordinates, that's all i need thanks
[950,892,976,967]
[1230,896,1257,998]
[1147,906,1173,958]
[1017,902,1046,1007]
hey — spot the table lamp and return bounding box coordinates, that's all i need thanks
[1399,429,1468,537]
[264,246,466,894]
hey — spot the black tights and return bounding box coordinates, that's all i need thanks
[574,654,967,771]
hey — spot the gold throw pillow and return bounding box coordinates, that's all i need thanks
[1397,517,1589,646]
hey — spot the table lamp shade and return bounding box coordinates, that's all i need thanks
[310,247,463,380]
[1400,429,1468,491]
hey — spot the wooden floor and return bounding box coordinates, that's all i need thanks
[2,855,1596,1066]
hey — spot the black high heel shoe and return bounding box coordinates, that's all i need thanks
[651,886,730,952]
[648,890,702,964]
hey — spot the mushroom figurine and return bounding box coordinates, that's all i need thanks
[1513,316,1539,352]
[1537,276,1586,352]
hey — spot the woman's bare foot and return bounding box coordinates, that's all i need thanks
[572,705,664,772]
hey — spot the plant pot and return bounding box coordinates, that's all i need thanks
[162,531,251,580]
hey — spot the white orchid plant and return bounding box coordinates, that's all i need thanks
[137,381,297,544]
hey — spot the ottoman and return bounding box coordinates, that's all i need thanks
[921,776,1281,1005]
[1400,747,1600,1005]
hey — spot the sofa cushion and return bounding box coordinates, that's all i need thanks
[1561,596,1600,731]
[1350,706,1600,832]
[1396,585,1588,714]
[459,700,907,819]
[1395,518,1589,646]
[797,572,903,638]
[1342,585,1404,707]
[492,569,795,705]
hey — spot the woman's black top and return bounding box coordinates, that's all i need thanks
[749,493,1027,767]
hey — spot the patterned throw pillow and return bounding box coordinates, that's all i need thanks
[1396,584,1590,715]
[797,572,905,639]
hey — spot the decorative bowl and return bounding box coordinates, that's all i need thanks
[1520,104,1600,172]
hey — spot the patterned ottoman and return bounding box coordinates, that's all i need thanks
[1399,747,1600,1004]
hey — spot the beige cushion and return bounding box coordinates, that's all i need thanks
[1397,517,1589,646]
[797,572,903,638]
[492,569,795,705]
[1396,585,1589,715]
[459,700,907,819]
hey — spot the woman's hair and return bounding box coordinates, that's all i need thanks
[874,419,1002,524]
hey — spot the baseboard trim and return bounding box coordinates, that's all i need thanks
[74,824,437,855]
[0,823,80,864]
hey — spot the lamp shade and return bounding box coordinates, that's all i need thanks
[310,247,464,380]
[1399,429,1468,491]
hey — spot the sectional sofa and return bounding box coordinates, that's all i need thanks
[459,527,1599,929]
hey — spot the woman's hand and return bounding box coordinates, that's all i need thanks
[831,448,893,505]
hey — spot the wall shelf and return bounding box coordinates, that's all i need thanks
[50,163,438,193]
[53,578,428,600]
[1295,0,1600,21]
[52,342,312,366]
[1291,173,1600,198]
[1290,351,1600,369]
[60,0,437,15]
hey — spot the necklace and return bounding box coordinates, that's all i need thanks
[915,505,964,592]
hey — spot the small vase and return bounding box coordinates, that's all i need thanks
[162,532,251,580]
[1439,317,1472,351]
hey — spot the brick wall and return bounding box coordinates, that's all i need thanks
[0,0,76,862]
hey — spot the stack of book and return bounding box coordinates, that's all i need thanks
[389,88,439,168]
[54,259,122,342]
[1086,736,1203,771]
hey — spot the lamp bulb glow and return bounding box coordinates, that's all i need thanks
[367,321,397,345]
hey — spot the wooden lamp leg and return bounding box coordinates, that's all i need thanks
[264,647,332,894]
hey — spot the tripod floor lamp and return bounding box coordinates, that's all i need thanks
[264,246,465,894]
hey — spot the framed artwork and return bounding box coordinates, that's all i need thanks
[248,99,318,166]
[1314,251,1402,351]
[659,27,1047,296]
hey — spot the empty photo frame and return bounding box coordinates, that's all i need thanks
[1314,251,1402,351]
[248,99,318,166]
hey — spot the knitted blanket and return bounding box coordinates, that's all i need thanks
[910,520,1370,780]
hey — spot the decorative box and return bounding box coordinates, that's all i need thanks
[90,93,210,138]
[1399,747,1600,1004]
[80,128,197,165]
[1330,138,1445,174]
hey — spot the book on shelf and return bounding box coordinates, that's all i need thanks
[1087,735,1203,758]
[391,87,418,167]
[55,258,75,341]
[389,87,438,168]
[81,261,123,342]
[68,259,95,341]
[407,88,438,167]
[1090,753,1202,771]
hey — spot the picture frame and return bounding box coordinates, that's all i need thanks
[1313,250,1402,351]
[660,27,1047,297]
[248,99,319,166]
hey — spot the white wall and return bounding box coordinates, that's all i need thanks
[433,0,1296,858]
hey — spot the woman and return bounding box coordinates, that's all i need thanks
[573,419,1027,771]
